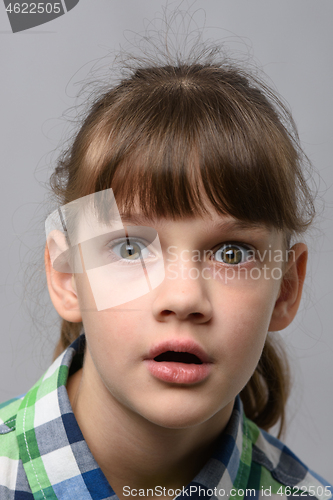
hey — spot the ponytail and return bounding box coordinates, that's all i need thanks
[53,319,83,360]
[240,334,290,437]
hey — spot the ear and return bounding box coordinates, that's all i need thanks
[268,243,308,332]
[45,244,82,322]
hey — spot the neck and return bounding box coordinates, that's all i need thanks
[67,354,234,498]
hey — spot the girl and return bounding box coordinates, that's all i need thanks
[0,50,332,499]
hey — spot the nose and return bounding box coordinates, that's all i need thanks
[152,259,213,324]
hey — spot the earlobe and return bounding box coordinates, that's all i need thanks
[268,243,308,332]
[44,244,82,323]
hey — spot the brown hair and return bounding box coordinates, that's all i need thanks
[50,58,314,436]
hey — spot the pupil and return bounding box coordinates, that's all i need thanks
[120,242,141,260]
[126,244,134,255]
[224,247,241,264]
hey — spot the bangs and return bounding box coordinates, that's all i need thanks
[107,123,294,228]
[68,64,313,234]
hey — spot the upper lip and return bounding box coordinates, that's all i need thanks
[146,339,211,364]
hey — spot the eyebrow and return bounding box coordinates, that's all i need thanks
[119,212,271,234]
[213,219,270,234]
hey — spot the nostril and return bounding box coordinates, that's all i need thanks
[161,310,173,316]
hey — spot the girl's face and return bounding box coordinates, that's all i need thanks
[72,209,286,429]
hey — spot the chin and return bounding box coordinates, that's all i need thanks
[139,402,220,430]
[148,414,209,429]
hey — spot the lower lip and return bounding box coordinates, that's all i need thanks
[144,360,212,384]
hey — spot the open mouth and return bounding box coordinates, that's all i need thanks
[154,351,203,365]
[145,341,211,384]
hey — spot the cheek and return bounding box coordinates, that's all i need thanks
[80,292,150,367]
[75,272,147,351]
[74,272,97,312]
[81,303,154,412]
[214,282,279,373]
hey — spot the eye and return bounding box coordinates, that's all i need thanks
[108,238,152,262]
[213,244,252,265]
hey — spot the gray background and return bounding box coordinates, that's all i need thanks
[0,0,332,482]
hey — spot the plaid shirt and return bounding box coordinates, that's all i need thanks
[0,334,332,500]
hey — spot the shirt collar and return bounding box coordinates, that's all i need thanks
[15,333,251,499]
